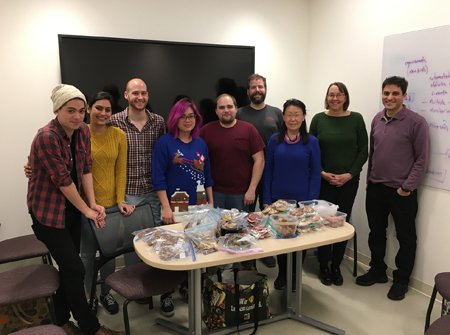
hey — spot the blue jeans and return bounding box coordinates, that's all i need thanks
[212,192,249,211]
[125,191,162,226]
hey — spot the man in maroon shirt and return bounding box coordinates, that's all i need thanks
[200,94,265,211]
[356,76,430,301]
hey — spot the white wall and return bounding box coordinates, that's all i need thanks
[0,2,309,241]
[307,0,450,285]
[1,0,449,287]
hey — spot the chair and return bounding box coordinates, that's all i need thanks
[12,325,66,335]
[0,264,60,324]
[425,313,450,335]
[89,203,188,335]
[0,234,52,265]
[425,272,450,331]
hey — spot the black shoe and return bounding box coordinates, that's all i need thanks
[160,293,175,317]
[88,297,98,316]
[319,267,332,286]
[261,256,276,268]
[387,283,408,300]
[356,269,388,286]
[274,275,286,290]
[331,267,343,286]
[179,285,188,304]
[99,293,119,315]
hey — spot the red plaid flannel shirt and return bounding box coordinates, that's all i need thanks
[27,118,92,228]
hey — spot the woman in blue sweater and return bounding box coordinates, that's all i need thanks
[152,98,214,224]
[264,98,321,290]
[152,98,214,315]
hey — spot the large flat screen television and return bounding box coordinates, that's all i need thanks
[58,34,255,122]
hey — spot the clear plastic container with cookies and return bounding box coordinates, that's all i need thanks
[322,211,347,228]
[269,213,298,238]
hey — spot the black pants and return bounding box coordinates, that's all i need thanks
[31,212,101,335]
[317,180,358,269]
[365,182,418,285]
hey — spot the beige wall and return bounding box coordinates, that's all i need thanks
[307,0,450,285]
[1,0,449,286]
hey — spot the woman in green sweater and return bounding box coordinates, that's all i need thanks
[309,82,368,286]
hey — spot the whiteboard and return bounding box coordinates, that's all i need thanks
[382,25,450,191]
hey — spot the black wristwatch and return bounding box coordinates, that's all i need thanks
[401,187,412,193]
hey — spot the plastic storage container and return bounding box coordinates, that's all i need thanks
[270,213,298,238]
[322,211,347,228]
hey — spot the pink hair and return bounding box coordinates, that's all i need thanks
[167,98,203,139]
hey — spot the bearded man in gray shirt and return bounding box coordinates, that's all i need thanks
[236,74,283,268]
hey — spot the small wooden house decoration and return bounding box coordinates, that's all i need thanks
[170,188,189,213]
[196,180,207,205]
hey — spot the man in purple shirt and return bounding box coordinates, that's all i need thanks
[356,76,430,301]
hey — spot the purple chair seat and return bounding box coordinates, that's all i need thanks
[0,234,50,264]
[425,314,450,335]
[105,262,187,300]
[12,325,66,335]
[435,272,450,301]
[0,264,59,306]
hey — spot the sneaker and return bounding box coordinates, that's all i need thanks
[356,270,388,286]
[261,256,276,268]
[318,267,332,286]
[387,283,408,301]
[179,285,188,303]
[100,293,119,315]
[88,297,98,316]
[274,274,286,290]
[331,267,343,286]
[160,293,175,317]
[61,321,82,335]
[94,325,125,335]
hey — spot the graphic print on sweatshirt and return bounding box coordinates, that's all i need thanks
[170,149,207,211]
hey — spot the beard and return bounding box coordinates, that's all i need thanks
[250,92,266,105]
[219,114,235,124]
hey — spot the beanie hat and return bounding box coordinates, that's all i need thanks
[51,84,86,112]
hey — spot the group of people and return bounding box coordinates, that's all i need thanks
[25,74,429,335]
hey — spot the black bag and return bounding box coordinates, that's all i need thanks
[203,267,272,332]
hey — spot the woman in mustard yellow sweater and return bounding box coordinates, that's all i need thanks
[80,91,135,315]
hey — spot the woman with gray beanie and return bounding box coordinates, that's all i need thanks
[27,84,125,335]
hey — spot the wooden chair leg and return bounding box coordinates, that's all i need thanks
[425,285,438,331]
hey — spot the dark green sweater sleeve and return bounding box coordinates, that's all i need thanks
[348,113,368,177]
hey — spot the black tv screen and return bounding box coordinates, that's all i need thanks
[58,35,255,122]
